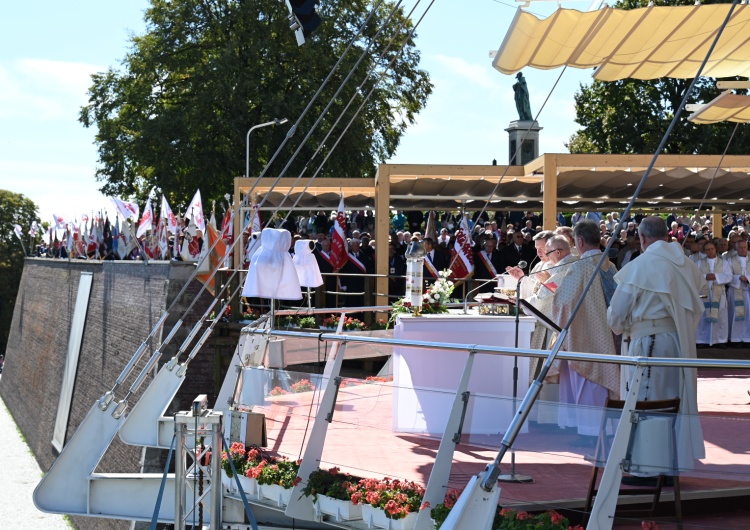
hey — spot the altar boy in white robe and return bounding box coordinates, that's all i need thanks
[727,240,750,345]
[696,241,732,347]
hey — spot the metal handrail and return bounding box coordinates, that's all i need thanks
[242,326,750,370]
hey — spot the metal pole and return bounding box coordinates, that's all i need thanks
[498,276,533,482]
[175,422,186,530]
[246,119,289,180]
[211,415,223,530]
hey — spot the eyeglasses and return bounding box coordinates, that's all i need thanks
[545,249,560,256]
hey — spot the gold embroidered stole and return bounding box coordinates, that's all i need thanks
[730,256,747,321]
[699,258,723,322]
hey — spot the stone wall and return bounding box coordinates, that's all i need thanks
[0,258,219,530]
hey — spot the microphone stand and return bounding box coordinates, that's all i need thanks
[498,264,533,483]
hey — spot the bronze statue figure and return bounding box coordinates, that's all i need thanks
[513,72,533,121]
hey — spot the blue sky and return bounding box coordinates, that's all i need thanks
[0,0,594,223]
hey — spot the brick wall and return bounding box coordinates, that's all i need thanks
[0,258,218,530]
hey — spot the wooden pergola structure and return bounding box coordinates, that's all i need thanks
[234,153,750,305]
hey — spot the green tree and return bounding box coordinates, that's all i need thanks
[567,0,750,155]
[80,0,432,207]
[0,190,40,355]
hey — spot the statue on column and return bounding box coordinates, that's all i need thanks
[513,72,533,121]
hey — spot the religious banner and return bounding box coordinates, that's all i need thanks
[330,196,348,270]
[450,213,474,279]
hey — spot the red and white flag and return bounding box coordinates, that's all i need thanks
[136,198,154,238]
[13,224,23,240]
[161,196,178,234]
[180,216,202,261]
[220,207,234,268]
[330,196,348,271]
[52,213,68,230]
[29,221,39,238]
[186,190,205,233]
[450,213,474,279]
[111,197,139,221]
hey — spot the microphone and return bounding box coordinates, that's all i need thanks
[517,260,528,270]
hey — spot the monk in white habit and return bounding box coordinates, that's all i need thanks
[695,241,732,347]
[607,216,705,475]
[551,221,619,447]
[727,240,750,344]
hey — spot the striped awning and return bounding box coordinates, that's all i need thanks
[493,4,750,81]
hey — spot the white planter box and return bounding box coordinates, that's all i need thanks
[237,475,259,498]
[361,504,417,530]
[316,494,362,521]
[259,483,292,507]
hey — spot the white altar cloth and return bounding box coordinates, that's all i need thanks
[393,312,535,435]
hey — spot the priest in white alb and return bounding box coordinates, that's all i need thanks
[727,240,750,345]
[695,240,732,347]
[607,216,706,474]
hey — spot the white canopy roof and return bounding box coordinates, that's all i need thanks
[493,5,750,81]
[688,91,750,124]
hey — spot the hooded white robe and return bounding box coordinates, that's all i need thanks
[608,240,706,473]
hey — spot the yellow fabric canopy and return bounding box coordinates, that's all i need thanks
[493,5,750,81]
[688,91,750,123]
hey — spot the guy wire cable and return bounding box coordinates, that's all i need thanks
[100,0,389,402]
[249,0,407,215]
[279,0,436,222]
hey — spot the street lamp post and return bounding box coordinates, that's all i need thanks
[245,118,289,180]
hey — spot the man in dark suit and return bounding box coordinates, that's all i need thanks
[314,237,338,308]
[423,237,449,285]
[341,239,374,309]
[387,241,407,300]
[473,232,504,293]
[503,230,534,273]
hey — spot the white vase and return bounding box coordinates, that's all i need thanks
[259,483,293,507]
[237,475,259,498]
[361,504,418,530]
[316,494,362,521]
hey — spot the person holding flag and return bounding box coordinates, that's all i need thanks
[449,212,475,298]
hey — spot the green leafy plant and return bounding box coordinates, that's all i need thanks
[298,316,316,328]
[428,489,460,529]
[302,467,362,502]
[255,457,301,489]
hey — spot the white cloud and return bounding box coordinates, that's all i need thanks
[431,54,501,91]
[0,58,102,121]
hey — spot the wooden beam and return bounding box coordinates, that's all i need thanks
[375,165,391,311]
[543,154,558,231]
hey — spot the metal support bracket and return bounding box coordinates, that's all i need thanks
[452,391,471,444]
[325,377,342,423]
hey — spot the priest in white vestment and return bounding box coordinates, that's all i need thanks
[608,216,706,474]
[507,231,559,424]
[695,241,732,346]
[550,221,619,447]
[727,240,750,343]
